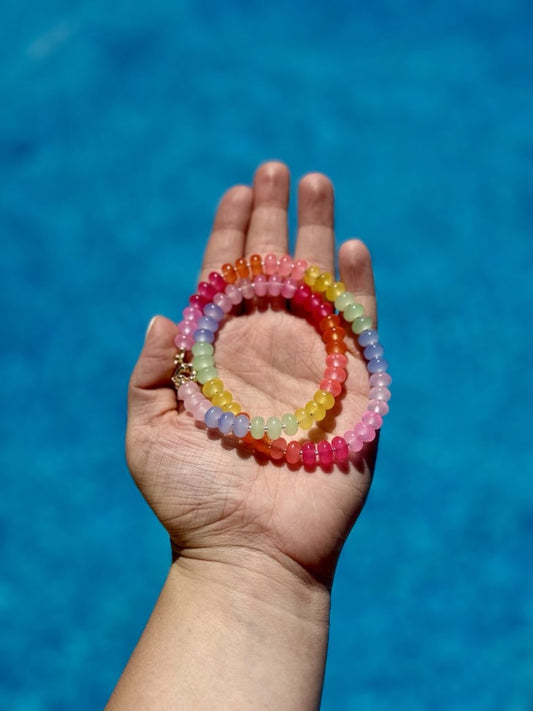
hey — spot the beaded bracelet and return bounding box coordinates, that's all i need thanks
[172,254,390,467]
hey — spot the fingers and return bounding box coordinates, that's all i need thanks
[338,239,377,323]
[128,316,179,423]
[201,185,253,280]
[294,173,335,274]
[245,161,290,255]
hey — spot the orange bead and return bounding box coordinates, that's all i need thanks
[319,314,341,332]
[249,254,263,276]
[235,257,250,278]
[323,326,346,343]
[326,341,348,355]
[253,436,272,455]
[222,263,237,283]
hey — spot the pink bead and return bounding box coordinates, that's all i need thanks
[264,253,279,275]
[344,431,364,452]
[280,278,297,299]
[213,292,233,313]
[253,274,268,297]
[291,259,308,280]
[369,371,392,388]
[225,283,243,305]
[317,440,334,466]
[369,386,391,402]
[174,333,194,350]
[293,284,311,305]
[239,278,254,299]
[319,379,342,397]
[278,255,293,277]
[192,399,211,421]
[176,321,196,337]
[301,442,317,466]
[367,399,390,416]
[178,381,198,399]
[362,411,383,430]
[315,302,333,319]
[184,392,203,412]
[323,367,347,383]
[198,282,217,300]
[326,353,348,368]
[182,305,203,322]
[267,274,282,296]
[208,272,226,292]
[189,293,209,309]
[354,422,376,442]
[331,436,349,464]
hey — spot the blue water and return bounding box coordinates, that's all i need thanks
[1,1,532,708]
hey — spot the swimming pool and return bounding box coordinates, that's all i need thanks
[1,1,532,708]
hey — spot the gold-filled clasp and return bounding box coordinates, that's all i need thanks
[171,349,197,390]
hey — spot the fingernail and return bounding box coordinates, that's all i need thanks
[145,316,157,341]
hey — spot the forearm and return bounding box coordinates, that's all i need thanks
[106,552,331,711]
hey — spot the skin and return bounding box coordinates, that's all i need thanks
[106,161,379,710]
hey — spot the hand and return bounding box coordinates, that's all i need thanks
[126,161,378,588]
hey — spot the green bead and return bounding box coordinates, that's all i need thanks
[351,316,373,334]
[250,416,266,439]
[192,354,215,371]
[281,413,298,436]
[335,291,354,311]
[343,302,364,322]
[266,416,282,439]
[191,342,214,357]
[197,366,218,384]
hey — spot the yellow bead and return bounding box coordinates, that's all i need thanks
[222,402,241,415]
[314,390,335,410]
[326,281,346,301]
[305,400,326,422]
[212,390,233,407]
[304,265,321,287]
[295,407,314,430]
[314,272,334,293]
[202,378,224,398]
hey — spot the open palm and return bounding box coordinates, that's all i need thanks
[126,162,379,586]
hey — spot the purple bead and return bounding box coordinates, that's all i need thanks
[358,329,378,347]
[204,406,223,429]
[218,411,236,434]
[369,386,391,402]
[197,316,219,333]
[367,357,389,373]
[363,343,384,360]
[203,303,224,322]
[280,278,297,299]
[369,372,392,388]
[253,274,268,297]
[194,328,215,344]
[213,292,233,313]
[367,399,390,416]
[239,278,254,299]
[232,414,250,439]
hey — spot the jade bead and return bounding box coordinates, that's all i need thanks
[343,302,364,322]
[281,413,298,436]
[351,316,373,334]
[192,354,215,371]
[191,342,214,357]
[250,416,266,439]
[197,366,218,384]
[266,416,282,439]
[334,291,354,311]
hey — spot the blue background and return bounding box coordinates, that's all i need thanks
[1,1,532,708]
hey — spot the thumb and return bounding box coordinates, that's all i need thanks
[128,315,179,423]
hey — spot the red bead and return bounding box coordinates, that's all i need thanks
[208,271,226,292]
[331,436,349,464]
[270,437,287,461]
[317,440,333,466]
[319,379,342,397]
[324,367,347,383]
[189,293,209,309]
[286,441,302,465]
[326,353,348,368]
[305,293,323,313]
[301,442,317,467]
[293,284,311,305]
[315,302,333,319]
[198,282,216,300]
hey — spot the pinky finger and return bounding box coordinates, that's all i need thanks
[338,239,377,325]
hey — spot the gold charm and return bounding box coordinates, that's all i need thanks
[171,349,197,390]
